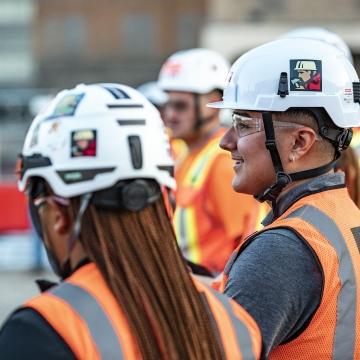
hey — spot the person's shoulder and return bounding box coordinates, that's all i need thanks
[246,227,312,254]
[0,307,76,359]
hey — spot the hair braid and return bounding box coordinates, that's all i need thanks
[75,197,225,360]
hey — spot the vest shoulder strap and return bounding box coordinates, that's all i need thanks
[195,279,261,359]
[26,281,125,360]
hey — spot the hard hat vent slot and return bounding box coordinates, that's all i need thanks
[128,136,143,170]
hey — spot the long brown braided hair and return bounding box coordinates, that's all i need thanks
[69,192,225,360]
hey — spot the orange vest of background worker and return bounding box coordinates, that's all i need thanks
[158,48,259,274]
[351,127,360,162]
[174,127,257,273]
[219,188,360,359]
[24,262,262,360]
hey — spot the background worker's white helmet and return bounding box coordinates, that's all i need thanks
[281,27,353,64]
[18,83,175,198]
[137,81,168,107]
[158,48,230,94]
[209,38,360,129]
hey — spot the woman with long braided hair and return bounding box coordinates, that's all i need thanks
[0,83,261,360]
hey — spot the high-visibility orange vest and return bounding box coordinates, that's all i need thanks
[170,138,188,166]
[253,202,270,231]
[24,262,262,359]
[219,187,360,359]
[174,129,254,273]
[351,128,360,163]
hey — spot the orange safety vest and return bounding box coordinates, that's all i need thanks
[174,132,235,273]
[170,138,188,166]
[253,202,270,231]
[219,187,360,359]
[24,262,262,359]
[351,128,360,165]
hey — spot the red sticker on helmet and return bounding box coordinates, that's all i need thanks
[71,130,97,157]
[290,60,322,92]
[162,60,182,76]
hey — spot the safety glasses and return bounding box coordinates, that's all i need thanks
[164,99,191,113]
[232,112,305,138]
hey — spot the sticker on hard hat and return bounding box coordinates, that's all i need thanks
[343,88,353,104]
[162,61,182,76]
[71,129,97,157]
[50,93,85,119]
[290,60,322,92]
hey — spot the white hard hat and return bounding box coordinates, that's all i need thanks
[282,27,353,64]
[18,83,175,198]
[209,38,360,129]
[158,48,230,94]
[137,81,168,107]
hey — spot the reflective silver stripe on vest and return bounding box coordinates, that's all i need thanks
[287,205,356,359]
[208,287,256,360]
[50,282,124,359]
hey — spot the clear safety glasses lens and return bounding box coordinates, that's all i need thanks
[232,112,308,138]
[232,113,261,138]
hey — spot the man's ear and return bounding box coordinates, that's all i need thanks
[290,127,318,161]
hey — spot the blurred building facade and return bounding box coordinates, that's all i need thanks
[0,0,35,86]
[0,0,36,179]
[201,0,360,70]
[35,0,206,88]
[1,0,360,179]
[0,0,206,178]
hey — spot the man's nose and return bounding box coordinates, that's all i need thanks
[219,127,237,151]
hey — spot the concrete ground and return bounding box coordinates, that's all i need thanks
[0,270,57,326]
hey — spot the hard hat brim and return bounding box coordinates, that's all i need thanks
[207,101,239,109]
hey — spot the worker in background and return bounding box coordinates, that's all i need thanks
[158,48,259,275]
[0,83,262,360]
[336,146,360,207]
[209,38,360,358]
[137,80,188,166]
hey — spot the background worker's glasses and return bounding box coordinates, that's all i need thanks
[164,100,191,112]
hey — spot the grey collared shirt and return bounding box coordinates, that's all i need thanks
[224,173,345,358]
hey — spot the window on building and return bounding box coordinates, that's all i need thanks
[43,15,86,57]
[121,13,157,57]
[64,15,87,55]
[177,12,200,49]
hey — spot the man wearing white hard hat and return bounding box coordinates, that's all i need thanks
[158,48,259,275]
[210,38,360,358]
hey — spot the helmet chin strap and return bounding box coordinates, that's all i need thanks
[255,112,338,216]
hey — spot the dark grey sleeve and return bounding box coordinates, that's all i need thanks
[224,228,323,358]
[0,308,76,360]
